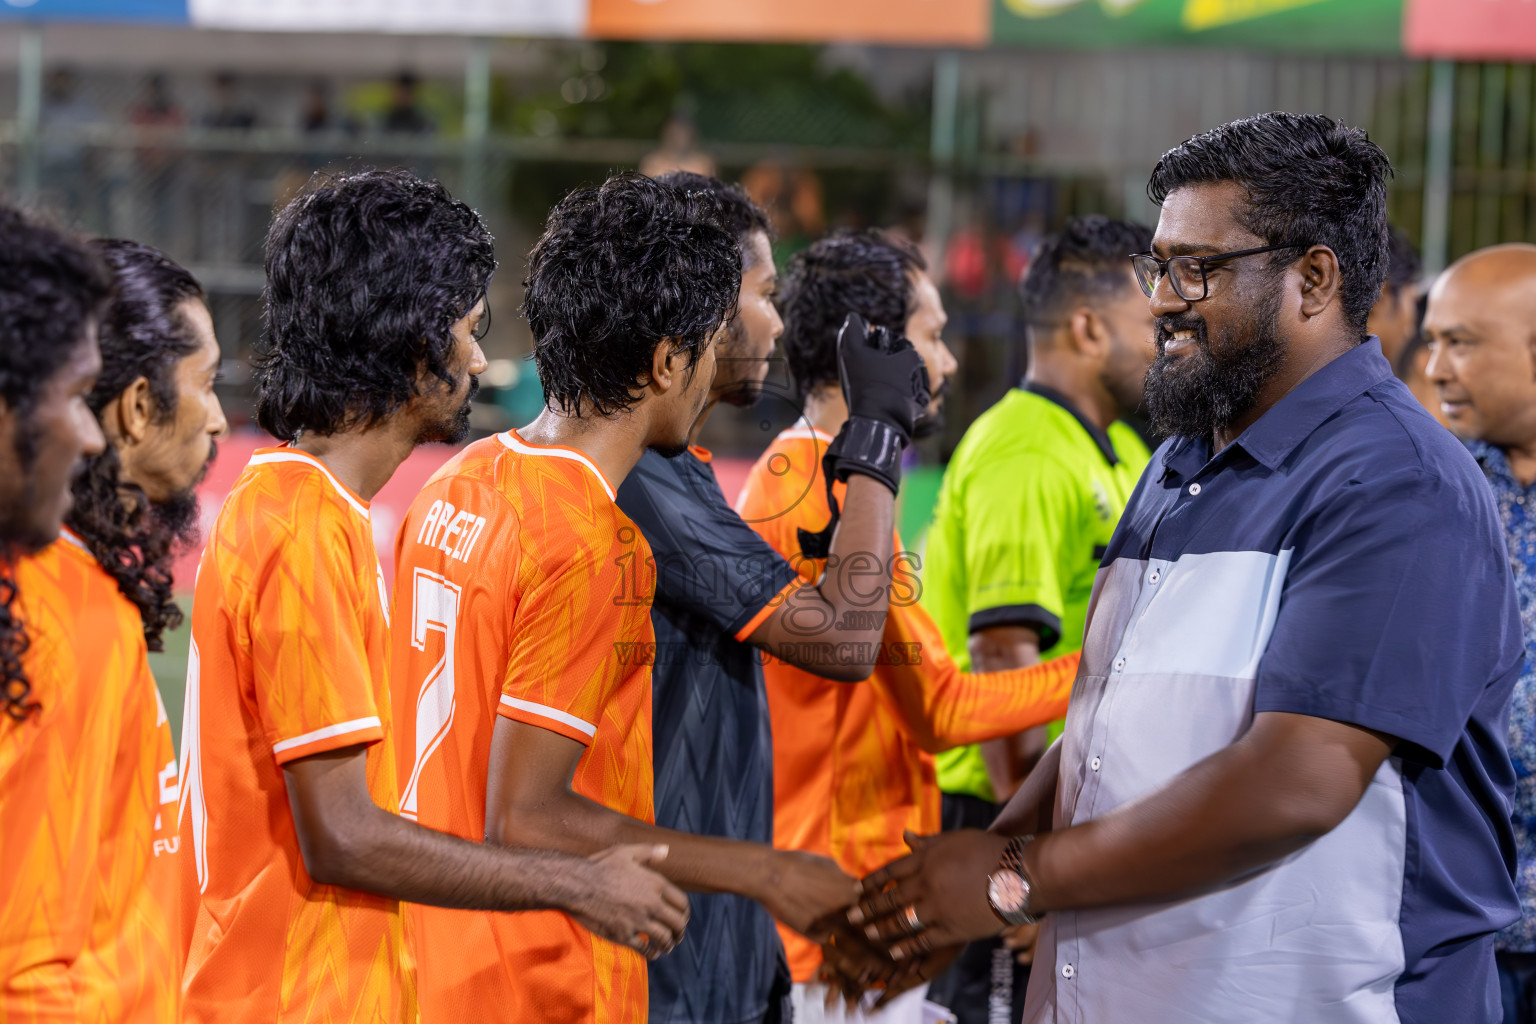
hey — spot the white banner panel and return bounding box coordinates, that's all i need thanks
[188,0,586,36]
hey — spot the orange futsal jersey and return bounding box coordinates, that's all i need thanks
[391,429,654,1024]
[177,446,413,1024]
[736,422,1077,980]
[0,531,181,1024]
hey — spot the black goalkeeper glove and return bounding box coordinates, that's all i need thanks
[798,313,931,559]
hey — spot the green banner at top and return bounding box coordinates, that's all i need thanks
[992,0,1402,53]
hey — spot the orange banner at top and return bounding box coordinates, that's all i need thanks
[587,0,990,46]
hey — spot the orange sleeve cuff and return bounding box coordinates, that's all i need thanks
[270,717,384,765]
[733,578,806,642]
[496,695,598,746]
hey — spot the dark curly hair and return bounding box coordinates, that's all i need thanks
[0,204,112,720]
[256,168,497,440]
[66,239,205,652]
[654,171,774,266]
[1147,112,1392,335]
[778,228,925,396]
[1020,215,1152,331]
[524,172,741,417]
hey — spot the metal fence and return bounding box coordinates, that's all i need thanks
[2,45,1534,455]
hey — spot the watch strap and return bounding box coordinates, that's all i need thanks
[995,834,1039,925]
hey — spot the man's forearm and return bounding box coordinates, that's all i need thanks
[1014,716,1390,914]
[317,802,611,913]
[969,626,1045,799]
[821,473,897,633]
[489,786,777,900]
[748,473,898,679]
[865,602,1076,752]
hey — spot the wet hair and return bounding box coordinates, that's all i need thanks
[67,239,205,651]
[1147,112,1393,335]
[1020,214,1153,331]
[256,168,495,440]
[0,204,112,720]
[654,171,774,267]
[778,228,926,395]
[524,172,741,416]
[1384,224,1422,294]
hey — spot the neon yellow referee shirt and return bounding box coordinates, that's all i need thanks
[922,383,1151,802]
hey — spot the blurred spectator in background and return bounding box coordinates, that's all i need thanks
[301,78,355,135]
[198,72,256,263]
[128,73,186,249]
[944,216,992,304]
[381,71,434,135]
[1421,243,1536,1024]
[40,68,99,226]
[203,71,257,131]
[923,215,1156,1024]
[129,73,185,154]
[740,159,824,263]
[1369,225,1423,367]
[639,112,716,178]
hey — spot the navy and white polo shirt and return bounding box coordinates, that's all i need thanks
[1024,339,1524,1024]
[617,447,800,1024]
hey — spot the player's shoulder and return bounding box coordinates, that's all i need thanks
[954,390,1073,464]
[224,446,370,528]
[211,447,373,576]
[12,535,143,709]
[494,429,623,517]
[740,424,828,506]
[406,435,515,527]
[17,533,139,631]
[949,394,1099,491]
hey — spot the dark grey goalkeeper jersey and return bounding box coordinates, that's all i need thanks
[617,446,801,1024]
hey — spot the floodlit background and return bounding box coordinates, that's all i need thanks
[2,0,1531,735]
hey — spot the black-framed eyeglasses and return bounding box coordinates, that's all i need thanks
[1130,243,1308,302]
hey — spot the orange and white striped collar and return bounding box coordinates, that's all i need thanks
[248,445,371,521]
[777,417,835,445]
[497,429,617,502]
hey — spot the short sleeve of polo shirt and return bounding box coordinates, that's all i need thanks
[1255,466,1525,768]
[959,453,1085,651]
[617,452,802,642]
[498,523,646,747]
[249,515,385,764]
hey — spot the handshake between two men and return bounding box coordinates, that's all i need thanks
[787,827,1034,1014]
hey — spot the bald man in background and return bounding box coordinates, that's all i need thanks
[1423,243,1536,1024]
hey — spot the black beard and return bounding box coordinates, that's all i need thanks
[650,441,690,460]
[718,379,765,409]
[149,437,217,551]
[150,484,203,550]
[911,379,950,440]
[421,376,479,445]
[1143,293,1285,442]
[714,320,768,409]
[0,418,62,554]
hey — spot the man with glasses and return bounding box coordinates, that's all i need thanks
[835,113,1523,1024]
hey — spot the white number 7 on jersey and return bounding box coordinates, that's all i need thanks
[400,568,462,821]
